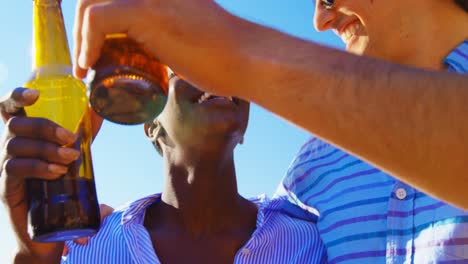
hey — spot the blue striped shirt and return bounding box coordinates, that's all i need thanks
[62,194,327,263]
[276,40,468,263]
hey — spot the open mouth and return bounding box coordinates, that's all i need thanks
[340,22,361,44]
[196,92,239,106]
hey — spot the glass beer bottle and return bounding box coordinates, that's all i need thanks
[23,0,100,242]
[89,34,169,125]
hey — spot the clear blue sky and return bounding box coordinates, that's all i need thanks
[0,1,342,260]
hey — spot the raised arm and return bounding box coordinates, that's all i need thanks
[74,0,468,209]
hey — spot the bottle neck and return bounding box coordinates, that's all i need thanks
[32,0,72,70]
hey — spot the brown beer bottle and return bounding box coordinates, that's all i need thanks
[89,34,169,125]
[23,0,100,242]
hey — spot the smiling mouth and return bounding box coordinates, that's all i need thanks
[339,22,362,44]
[196,92,238,105]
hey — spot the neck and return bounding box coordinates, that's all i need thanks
[152,147,256,236]
[395,1,468,70]
[32,0,72,69]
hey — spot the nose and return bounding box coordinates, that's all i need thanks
[313,1,336,31]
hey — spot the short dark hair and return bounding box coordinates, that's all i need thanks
[455,0,468,12]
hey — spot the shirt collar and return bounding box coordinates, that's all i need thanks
[119,193,318,228]
[121,193,162,225]
[119,193,266,227]
[443,40,468,73]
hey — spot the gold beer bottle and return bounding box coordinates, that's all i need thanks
[23,0,100,242]
[89,34,169,125]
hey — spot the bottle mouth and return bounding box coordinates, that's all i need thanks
[32,228,98,243]
[89,74,167,125]
[33,0,62,7]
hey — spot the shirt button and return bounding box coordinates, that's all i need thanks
[241,248,251,255]
[396,188,407,200]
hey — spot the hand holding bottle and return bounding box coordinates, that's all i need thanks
[0,88,77,263]
[73,0,240,98]
[0,88,113,263]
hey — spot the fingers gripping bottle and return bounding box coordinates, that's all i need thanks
[23,0,100,242]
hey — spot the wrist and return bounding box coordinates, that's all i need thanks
[13,242,63,264]
[13,252,61,264]
[13,251,36,264]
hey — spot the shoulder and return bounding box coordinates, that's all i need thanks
[278,136,337,195]
[284,136,340,182]
[249,196,327,263]
[444,40,468,74]
[290,136,335,164]
[254,196,322,243]
[276,135,395,210]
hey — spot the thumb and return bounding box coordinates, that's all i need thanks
[99,203,115,221]
[0,88,39,122]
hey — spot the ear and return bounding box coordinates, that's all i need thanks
[144,122,151,138]
[145,120,165,156]
[145,121,161,141]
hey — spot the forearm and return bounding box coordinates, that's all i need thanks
[155,4,468,209]
[239,24,468,209]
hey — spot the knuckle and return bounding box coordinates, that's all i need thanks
[77,0,91,8]
[32,160,47,173]
[35,118,56,138]
[77,0,93,19]
[84,4,103,26]
[41,143,59,161]
[4,137,17,155]
[11,87,26,101]
[3,158,15,176]
[5,116,19,134]
[35,117,49,130]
